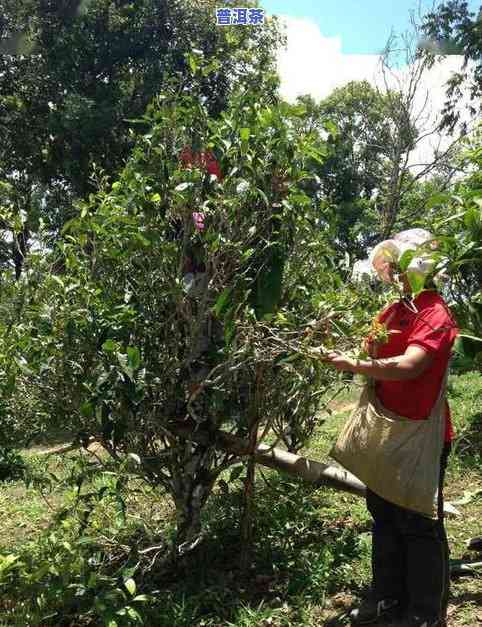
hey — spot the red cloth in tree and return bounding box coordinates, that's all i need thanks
[179,146,222,180]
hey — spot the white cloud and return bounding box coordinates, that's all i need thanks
[277,16,381,102]
[275,15,474,170]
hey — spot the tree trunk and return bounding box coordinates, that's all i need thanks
[12,224,29,280]
[239,367,262,572]
[170,442,215,557]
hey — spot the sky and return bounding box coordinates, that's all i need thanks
[261,0,481,55]
[259,1,479,169]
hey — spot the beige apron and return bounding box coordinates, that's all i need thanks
[330,371,448,519]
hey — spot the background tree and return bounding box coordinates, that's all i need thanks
[430,130,482,340]
[292,58,463,261]
[293,83,397,258]
[421,0,482,132]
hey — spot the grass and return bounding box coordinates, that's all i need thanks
[0,371,480,626]
[442,371,482,627]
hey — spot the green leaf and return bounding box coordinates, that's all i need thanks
[80,402,94,419]
[15,358,33,376]
[436,210,466,226]
[174,182,192,192]
[426,192,449,209]
[229,465,244,482]
[187,54,198,74]
[256,187,270,208]
[124,578,136,596]
[135,233,151,247]
[258,109,273,127]
[116,352,134,381]
[102,340,116,353]
[60,218,76,234]
[464,206,482,237]
[306,147,327,164]
[289,193,310,206]
[51,275,65,289]
[127,607,142,621]
[399,249,416,272]
[213,288,232,318]
[240,127,250,142]
[253,247,285,318]
[407,271,425,295]
[133,594,150,603]
[275,312,290,326]
[0,554,20,575]
[127,346,141,370]
[290,103,307,117]
[224,315,236,347]
[323,119,339,137]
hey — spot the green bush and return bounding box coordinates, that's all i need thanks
[0,448,25,482]
[1,72,373,557]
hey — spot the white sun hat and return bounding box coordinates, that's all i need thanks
[367,229,437,283]
[369,239,401,283]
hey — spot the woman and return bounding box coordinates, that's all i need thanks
[323,230,458,627]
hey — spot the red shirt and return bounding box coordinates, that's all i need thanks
[373,291,459,442]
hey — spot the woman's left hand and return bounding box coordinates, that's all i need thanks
[322,351,357,373]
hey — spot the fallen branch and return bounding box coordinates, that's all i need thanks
[36,437,96,457]
[37,424,459,516]
[450,560,482,578]
[169,422,460,516]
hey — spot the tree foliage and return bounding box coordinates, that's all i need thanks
[421,0,482,131]
[292,81,424,257]
[431,131,482,339]
[0,79,371,552]
[0,0,283,274]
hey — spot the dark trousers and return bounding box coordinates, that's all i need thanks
[366,444,451,621]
